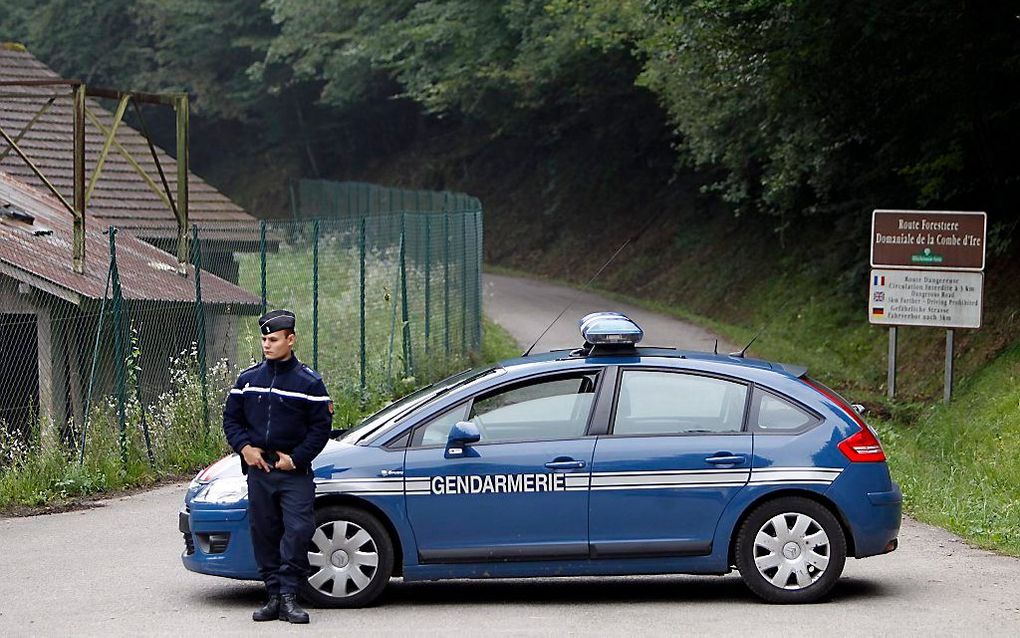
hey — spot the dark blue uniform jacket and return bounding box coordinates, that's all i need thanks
[222,355,333,472]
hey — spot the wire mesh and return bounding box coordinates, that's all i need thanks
[0,180,483,479]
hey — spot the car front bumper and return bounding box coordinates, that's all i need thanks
[180,503,260,580]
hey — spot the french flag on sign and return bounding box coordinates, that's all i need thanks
[873,275,885,286]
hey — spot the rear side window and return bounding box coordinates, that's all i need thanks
[751,388,821,433]
[612,370,748,435]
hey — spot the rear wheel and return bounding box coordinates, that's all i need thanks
[301,505,394,608]
[735,496,846,603]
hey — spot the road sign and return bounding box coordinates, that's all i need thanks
[869,268,983,329]
[871,210,986,271]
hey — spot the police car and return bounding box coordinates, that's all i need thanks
[181,312,901,605]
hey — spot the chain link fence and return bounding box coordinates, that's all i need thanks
[0,181,482,493]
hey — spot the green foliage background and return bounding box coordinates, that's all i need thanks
[4,0,1016,237]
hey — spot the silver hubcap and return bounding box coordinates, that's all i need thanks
[753,512,830,590]
[307,520,379,598]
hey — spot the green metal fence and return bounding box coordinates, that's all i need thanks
[0,181,482,475]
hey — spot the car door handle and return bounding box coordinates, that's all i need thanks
[545,459,586,470]
[705,454,746,465]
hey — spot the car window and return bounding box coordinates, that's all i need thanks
[415,403,470,447]
[612,370,748,435]
[752,389,819,432]
[460,373,599,444]
[342,366,502,445]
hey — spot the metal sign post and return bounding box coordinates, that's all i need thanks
[887,327,897,399]
[944,329,954,404]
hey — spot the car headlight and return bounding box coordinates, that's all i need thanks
[188,469,206,491]
[194,476,248,504]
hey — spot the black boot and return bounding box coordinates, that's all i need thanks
[252,595,280,622]
[279,593,310,624]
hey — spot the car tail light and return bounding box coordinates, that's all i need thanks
[803,378,886,463]
[836,426,886,462]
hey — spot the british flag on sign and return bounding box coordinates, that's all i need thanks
[873,292,885,302]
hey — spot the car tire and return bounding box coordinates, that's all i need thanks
[301,505,394,608]
[735,496,846,604]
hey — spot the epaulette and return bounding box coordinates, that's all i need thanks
[238,360,262,375]
[299,364,323,381]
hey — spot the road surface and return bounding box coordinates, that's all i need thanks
[0,273,1018,636]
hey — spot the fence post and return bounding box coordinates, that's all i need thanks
[312,219,320,370]
[461,212,468,353]
[387,233,400,386]
[359,216,367,391]
[475,209,483,350]
[288,178,299,222]
[443,211,450,358]
[400,213,413,376]
[192,225,210,436]
[259,220,267,315]
[424,214,431,356]
[135,352,155,465]
[79,253,113,464]
[109,227,127,467]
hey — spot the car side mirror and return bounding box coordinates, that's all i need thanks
[446,421,481,456]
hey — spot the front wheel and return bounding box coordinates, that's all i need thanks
[301,505,394,608]
[735,496,846,603]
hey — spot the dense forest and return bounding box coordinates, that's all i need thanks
[3,0,1017,240]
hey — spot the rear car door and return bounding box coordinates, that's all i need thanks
[403,370,604,562]
[588,368,752,557]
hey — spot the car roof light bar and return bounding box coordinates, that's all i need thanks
[579,311,643,347]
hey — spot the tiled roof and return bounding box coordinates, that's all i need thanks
[0,46,257,239]
[0,171,261,307]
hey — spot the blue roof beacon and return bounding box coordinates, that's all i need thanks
[578,311,644,346]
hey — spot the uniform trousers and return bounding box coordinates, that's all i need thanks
[246,467,316,595]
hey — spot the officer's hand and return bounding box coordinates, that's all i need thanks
[274,452,296,471]
[241,445,271,472]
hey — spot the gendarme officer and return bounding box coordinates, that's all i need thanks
[223,309,332,624]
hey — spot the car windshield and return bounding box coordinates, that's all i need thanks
[340,365,503,444]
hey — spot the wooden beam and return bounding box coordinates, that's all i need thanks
[84,95,130,207]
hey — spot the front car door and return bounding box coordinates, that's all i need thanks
[403,370,604,562]
[588,368,752,557]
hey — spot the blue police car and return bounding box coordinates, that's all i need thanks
[181,312,901,605]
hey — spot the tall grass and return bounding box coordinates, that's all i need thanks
[872,344,1020,555]
[0,348,232,508]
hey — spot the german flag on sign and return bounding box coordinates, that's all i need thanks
[872,307,885,316]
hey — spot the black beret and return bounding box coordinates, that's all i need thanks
[258,309,296,335]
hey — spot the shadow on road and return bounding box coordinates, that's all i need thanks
[191,575,886,609]
[380,575,886,607]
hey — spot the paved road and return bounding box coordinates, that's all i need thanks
[482,273,736,354]
[1,274,1019,636]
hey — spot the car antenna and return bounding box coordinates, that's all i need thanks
[729,334,758,358]
[728,298,792,358]
[521,209,668,357]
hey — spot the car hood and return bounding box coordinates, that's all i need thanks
[186,439,351,506]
